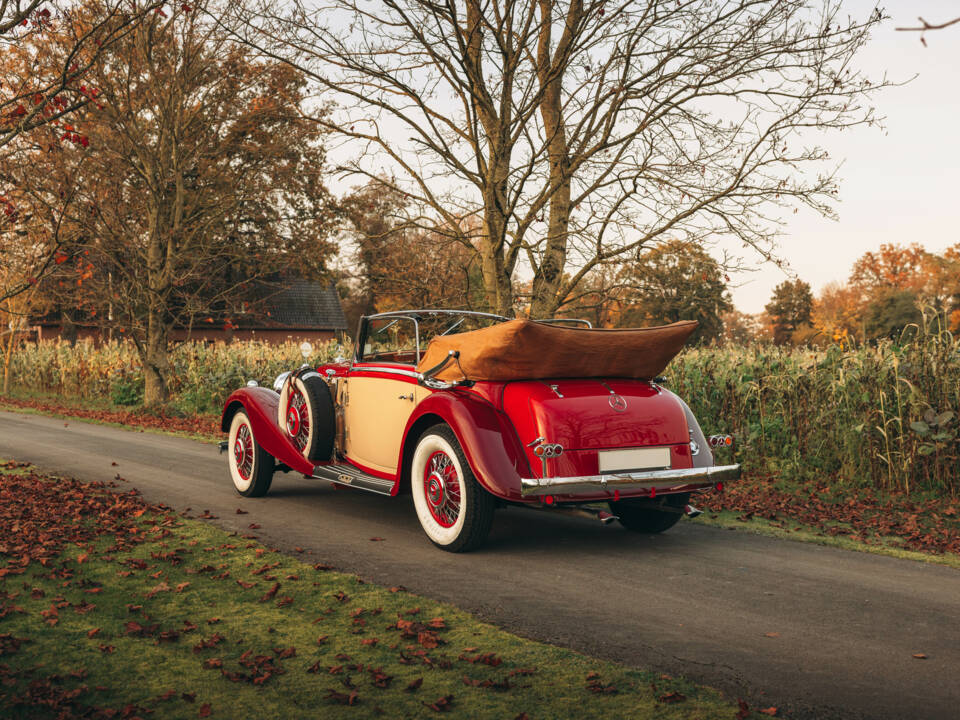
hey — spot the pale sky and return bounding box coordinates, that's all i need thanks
[728,1,960,313]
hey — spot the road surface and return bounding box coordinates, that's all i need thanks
[1,409,957,719]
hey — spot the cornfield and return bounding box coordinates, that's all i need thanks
[8,320,959,495]
[671,318,959,495]
[9,339,345,416]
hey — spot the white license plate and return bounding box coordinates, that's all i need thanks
[598,447,671,474]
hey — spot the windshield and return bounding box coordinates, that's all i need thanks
[358,310,507,364]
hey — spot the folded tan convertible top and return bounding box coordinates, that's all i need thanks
[416,318,698,382]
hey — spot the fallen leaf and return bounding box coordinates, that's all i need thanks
[369,537,385,542]
[912,653,927,659]
[758,708,779,717]
[424,694,454,712]
[763,632,780,638]
[324,688,359,705]
[736,699,750,720]
[260,582,281,602]
[199,702,212,716]
[659,690,686,703]
[406,677,423,692]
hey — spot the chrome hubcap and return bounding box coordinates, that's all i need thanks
[426,472,445,508]
[286,406,301,436]
[423,450,460,528]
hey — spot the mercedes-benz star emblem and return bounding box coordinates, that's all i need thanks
[608,394,627,412]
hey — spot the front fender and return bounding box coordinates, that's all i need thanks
[398,390,533,501]
[221,387,314,475]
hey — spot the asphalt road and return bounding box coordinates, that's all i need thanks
[1,409,958,720]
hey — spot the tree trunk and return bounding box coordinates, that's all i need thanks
[529,0,578,319]
[478,225,514,315]
[60,308,78,344]
[142,304,171,407]
[529,173,570,318]
[2,324,15,396]
[478,175,515,315]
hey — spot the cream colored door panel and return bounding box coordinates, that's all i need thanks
[343,376,429,474]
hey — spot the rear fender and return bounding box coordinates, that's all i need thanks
[221,387,314,475]
[398,391,532,501]
[671,391,714,468]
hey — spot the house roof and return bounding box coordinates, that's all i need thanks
[32,279,349,332]
[253,280,348,330]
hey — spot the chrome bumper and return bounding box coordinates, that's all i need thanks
[519,464,741,497]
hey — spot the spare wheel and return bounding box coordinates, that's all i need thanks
[277,371,335,461]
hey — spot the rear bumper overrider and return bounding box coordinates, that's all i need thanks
[519,464,741,497]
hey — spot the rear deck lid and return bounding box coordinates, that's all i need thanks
[502,378,689,451]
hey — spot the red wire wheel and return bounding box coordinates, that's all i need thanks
[423,450,462,528]
[286,386,311,452]
[234,422,254,482]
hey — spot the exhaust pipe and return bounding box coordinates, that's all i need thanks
[525,504,619,525]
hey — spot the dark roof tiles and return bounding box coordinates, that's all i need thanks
[254,280,348,330]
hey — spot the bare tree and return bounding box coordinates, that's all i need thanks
[227,0,889,317]
[895,16,960,46]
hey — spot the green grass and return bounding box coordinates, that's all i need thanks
[0,464,756,719]
[0,388,220,444]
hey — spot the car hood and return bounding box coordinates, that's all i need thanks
[501,378,690,451]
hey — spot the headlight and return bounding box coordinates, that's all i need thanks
[273,371,292,393]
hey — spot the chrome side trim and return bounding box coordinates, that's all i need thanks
[520,464,741,497]
[311,463,395,496]
[351,365,420,379]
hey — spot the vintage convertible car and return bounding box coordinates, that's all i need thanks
[220,310,740,552]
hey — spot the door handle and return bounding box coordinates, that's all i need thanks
[398,393,415,402]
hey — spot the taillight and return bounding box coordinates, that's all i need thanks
[708,434,734,448]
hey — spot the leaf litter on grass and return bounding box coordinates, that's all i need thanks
[0,461,755,719]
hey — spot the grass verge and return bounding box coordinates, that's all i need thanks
[0,461,767,719]
[0,390,220,444]
[693,468,960,568]
[692,510,960,570]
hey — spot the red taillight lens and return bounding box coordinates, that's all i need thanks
[544,495,555,505]
[715,481,724,492]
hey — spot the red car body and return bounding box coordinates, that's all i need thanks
[220,310,738,551]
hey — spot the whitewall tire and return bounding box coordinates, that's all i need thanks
[228,410,275,497]
[410,425,495,552]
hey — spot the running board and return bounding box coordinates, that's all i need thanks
[310,464,395,496]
